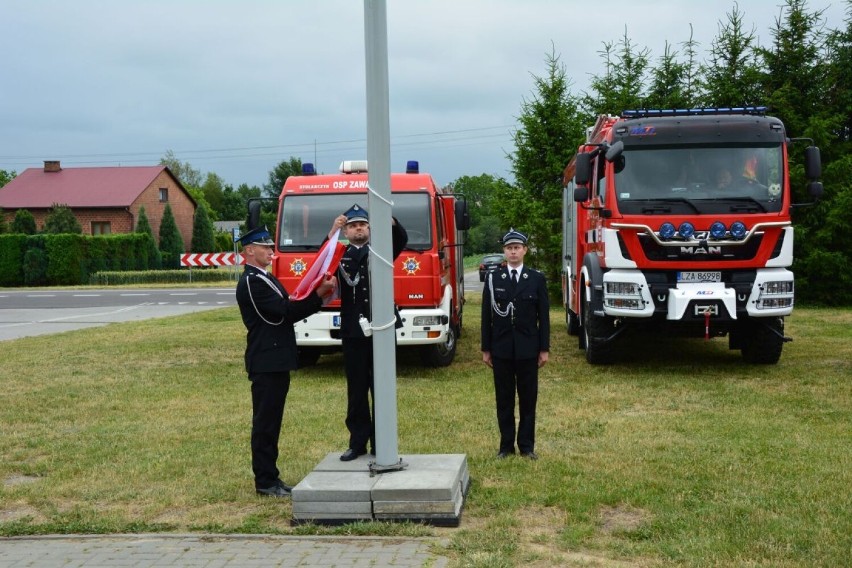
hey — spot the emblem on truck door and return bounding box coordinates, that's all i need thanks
[290,258,307,277]
[402,257,421,275]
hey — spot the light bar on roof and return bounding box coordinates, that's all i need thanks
[621,107,768,118]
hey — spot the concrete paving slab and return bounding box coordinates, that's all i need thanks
[292,501,373,514]
[291,453,468,526]
[292,471,375,502]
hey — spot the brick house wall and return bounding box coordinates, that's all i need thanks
[129,170,195,249]
[13,208,134,235]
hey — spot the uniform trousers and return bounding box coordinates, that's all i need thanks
[492,356,538,454]
[342,336,374,452]
[249,372,290,489]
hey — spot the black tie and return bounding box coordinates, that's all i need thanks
[511,269,518,285]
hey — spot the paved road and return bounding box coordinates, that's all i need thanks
[0,534,449,567]
[0,288,237,342]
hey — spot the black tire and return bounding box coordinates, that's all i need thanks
[741,317,784,364]
[297,347,322,368]
[419,324,458,367]
[582,291,613,364]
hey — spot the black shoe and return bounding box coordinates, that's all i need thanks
[256,480,292,497]
[496,450,513,459]
[340,447,367,461]
[520,451,539,460]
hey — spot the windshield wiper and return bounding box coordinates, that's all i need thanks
[282,244,320,251]
[631,198,701,214]
[721,197,767,213]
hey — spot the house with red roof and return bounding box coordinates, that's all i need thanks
[0,161,196,247]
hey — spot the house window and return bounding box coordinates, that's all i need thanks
[159,188,169,202]
[92,222,111,235]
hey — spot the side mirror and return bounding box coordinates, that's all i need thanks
[807,181,824,200]
[247,199,262,231]
[455,199,470,231]
[605,140,624,162]
[573,186,589,202]
[804,146,822,180]
[574,153,592,185]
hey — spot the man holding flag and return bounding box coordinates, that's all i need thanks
[235,226,337,497]
[327,204,408,461]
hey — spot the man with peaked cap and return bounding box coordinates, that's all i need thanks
[481,228,550,460]
[326,203,408,461]
[235,226,336,496]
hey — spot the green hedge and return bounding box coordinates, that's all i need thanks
[0,233,160,287]
[0,234,26,286]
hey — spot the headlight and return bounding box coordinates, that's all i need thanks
[413,315,443,326]
[605,282,640,295]
[762,281,794,295]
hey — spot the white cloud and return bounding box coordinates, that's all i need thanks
[1,0,846,188]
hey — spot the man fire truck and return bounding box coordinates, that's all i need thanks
[562,107,823,364]
[269,159,468,367]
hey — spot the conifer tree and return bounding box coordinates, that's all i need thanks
[500,48,585,299]
[158,204,184,268]
[43,203,83,234]
[135,206,162,269]
[11,209,37,235]
[190,203,215,253]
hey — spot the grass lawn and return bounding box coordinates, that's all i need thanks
[0,292,849,567]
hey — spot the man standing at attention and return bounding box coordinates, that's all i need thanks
[481,229,550,460]
[327,204,408,461]
[236,226,336,497]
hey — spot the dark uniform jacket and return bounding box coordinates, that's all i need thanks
[481,265,550,360]
[338,221,408,338]
[236,264,322,374]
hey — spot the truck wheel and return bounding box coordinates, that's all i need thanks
[420,325,457,367]
[297,347,322,368]
[566,307,580,336]
[582,292,613,364]
[741,317,784,364]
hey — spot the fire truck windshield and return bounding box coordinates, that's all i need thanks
[613,145,784,214]
[278,193,432,250]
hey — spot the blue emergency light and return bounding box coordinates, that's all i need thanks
[709,221,727,239]
[622,107,767,118]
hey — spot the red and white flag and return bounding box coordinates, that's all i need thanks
[290,229,346,304]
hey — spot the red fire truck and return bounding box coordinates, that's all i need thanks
[269,159,468,367]
[562,107,823,364]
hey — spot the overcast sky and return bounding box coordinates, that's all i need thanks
[1,1,847,190]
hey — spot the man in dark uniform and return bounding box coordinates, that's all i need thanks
[481,229,550,460]
[235,226,336,496]
[327,204,408,461]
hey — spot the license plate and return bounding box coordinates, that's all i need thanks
[677,271,721,283]
[332,315,341,328]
